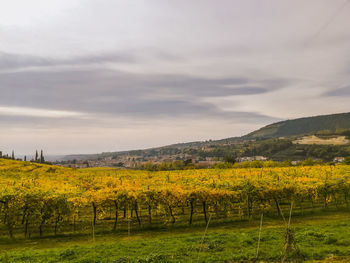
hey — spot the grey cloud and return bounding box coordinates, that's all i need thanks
[0,68,284,119]
[0,110,279,131]
[0,51,135,70]
[63,53,135,65]
[324,86,350,96]
[0,52,51,70]
[0,114,86,128]
[0,70,276,114]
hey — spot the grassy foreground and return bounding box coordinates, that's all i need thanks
[1,209,350,262]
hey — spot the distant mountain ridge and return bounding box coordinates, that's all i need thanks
[61,112,350,162]
[246,112,350,139]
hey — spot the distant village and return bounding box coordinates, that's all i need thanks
[56,153,220,169]
[55,154,346,169]
[0,149,347,169]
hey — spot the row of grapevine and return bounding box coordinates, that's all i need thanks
[0,159,349,238]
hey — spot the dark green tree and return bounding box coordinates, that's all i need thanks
[40,150,45,163]
[224,155,236,164]
[345,156,350,165]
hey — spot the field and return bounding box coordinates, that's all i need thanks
[1,209,350,262]
[293,135,349,145]
[1,159,350,262]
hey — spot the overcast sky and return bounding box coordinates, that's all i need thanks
[1,0,350,155]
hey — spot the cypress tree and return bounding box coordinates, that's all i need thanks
[40,150,45,163]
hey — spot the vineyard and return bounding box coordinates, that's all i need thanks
[1,159,350,239]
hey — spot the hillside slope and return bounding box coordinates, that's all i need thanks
[246,112,350,138]
[59,112,350,164]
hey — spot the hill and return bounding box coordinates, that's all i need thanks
[246,112,350,139]
[57,112,350,166]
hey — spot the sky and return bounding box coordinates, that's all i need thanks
[0,0,350,155]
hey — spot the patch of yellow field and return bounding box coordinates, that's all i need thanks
[293,135,349,145]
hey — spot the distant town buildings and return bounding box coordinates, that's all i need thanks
[56,153,273,168]
[333,157,345,163]
[236,156,268,162]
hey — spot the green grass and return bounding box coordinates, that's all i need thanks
[1,210,350,262]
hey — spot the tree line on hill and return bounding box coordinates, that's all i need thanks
[247,112,350,138]
[0,150,46,163]
[180,137,350,162]
[138,156,350,171]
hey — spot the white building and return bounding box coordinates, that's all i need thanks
[333,157,345,163]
